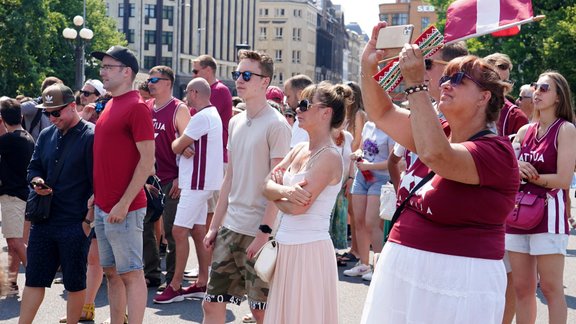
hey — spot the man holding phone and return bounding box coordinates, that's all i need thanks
[18,84,95,324]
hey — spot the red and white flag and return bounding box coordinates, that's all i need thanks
[444,0,533,43]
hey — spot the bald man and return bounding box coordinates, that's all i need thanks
[154,78,223,303]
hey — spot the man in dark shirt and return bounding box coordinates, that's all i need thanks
[18,84,94,324]
[0,97,35,296]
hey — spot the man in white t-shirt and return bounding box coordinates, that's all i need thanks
[153,78,223,304]
[202,50,291,324]
[283,74,313,148]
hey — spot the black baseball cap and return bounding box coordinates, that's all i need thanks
[91,45,139,74]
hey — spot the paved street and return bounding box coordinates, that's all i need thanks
[1,207,576,323]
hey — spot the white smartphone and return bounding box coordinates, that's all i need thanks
[376,25,414,49]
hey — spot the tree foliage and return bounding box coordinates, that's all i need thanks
[426,0,576,98]
[0,0,125,97]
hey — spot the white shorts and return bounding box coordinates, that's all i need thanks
[0,195,26,238]
[174,190,213,229]
[505,233,569,256]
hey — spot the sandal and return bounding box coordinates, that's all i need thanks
[242,313,256,323]
[337,252,359,263]
[59,303,95,323]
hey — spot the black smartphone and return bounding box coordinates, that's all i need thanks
[32,181,51,190]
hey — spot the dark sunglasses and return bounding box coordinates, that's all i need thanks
[147,77,170,84]
[424,59,448,71]
[496,63,510,71]
[81,90,96,97]
[231,71,269,82]
[531,82,550,93]
[517,96,532,102]
[192,69,199,74]
[439,72,484,88]
[42,106,67,118]
[297,99,327,112]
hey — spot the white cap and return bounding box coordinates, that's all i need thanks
[84,79,106,96]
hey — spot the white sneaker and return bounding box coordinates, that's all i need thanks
[361,271,373,281]
[343,263,371,277]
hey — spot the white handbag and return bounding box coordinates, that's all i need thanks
[379,182,397,221]
[254,239,278,283]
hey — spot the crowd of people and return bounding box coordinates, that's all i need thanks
[0,20,575,324]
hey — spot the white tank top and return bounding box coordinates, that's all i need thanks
[275,171,341,245]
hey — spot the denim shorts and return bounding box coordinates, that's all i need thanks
[25,222,90,292]
[351,170,390,196]
[94,206,145,274]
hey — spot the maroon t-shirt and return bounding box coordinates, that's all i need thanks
[389,136,519,260]
[497,99,529,137]
[210,80,232,163]
[506,119,569,235]
[94,91,155,213]
[150,98,182,184]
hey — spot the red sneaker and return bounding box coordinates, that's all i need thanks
[153,285,184,304]
[182,283,206,298]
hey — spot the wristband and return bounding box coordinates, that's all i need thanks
[258,224,273,234]
[84,218,95,229]
[404,84,429,96]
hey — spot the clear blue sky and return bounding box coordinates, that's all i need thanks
[333,0,394,34]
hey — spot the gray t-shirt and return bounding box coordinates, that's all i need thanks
[361,121,395,176]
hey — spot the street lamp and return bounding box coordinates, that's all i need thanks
[62,15,94,91]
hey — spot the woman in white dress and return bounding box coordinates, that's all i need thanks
[262,82,350,324]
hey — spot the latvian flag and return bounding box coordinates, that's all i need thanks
[444,0,533,43]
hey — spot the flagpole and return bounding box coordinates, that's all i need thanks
[445,15,546,44]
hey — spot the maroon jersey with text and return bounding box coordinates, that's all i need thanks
[507,119,570,235]
[150,98,182,184]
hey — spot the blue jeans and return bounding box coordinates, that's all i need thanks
[94,206,145,274]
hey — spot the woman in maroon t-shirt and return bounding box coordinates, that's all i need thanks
[507,71,576,323]
[358,23,519,324]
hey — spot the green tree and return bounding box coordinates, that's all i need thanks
[0,0,125,97]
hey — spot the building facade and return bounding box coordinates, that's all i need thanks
[105,0,257,97]
[378,0,438,34]
[255,0,318,87]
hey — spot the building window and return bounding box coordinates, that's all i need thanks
[260,27,267,40]
[275,27,283,39]
[292,50,301,63]
[421,17,431,31]
[118,3,135,17]
[144,30,156,50]
[275,50,283,62]
[144,56,156,70]
[144,4,156,18]
[162,31,173,51]
[278,72,284,84]
[259,8,269,16]
[106,3,110,16]
[160,57,172,67]
[292,28,301,41]
[391,13,408,25]
[126,29,135,43]
[163,6,174,26]
[293,9,302,17]
[275,8,285,16]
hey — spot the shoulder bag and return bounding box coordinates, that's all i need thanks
[506,191,546,230]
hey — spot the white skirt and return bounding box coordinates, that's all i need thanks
[361,243,506,324]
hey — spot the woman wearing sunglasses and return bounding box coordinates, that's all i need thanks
[262,82,350,323]
[358,23,519,324]
[506,71,576,324]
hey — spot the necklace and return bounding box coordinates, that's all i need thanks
[246,104,267,127]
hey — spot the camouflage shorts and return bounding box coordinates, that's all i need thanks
[204,227,269,308]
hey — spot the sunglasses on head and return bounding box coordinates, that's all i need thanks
[147,77,170,84]
[231,71,269,82]
[81,90,96,97]
[42,106,67,118]
[531,82,550,93]
[424,59,448,71]
[439,71,484,88]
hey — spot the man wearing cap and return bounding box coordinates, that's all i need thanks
[146,65,191,292]
[91,45,155,324]
[18,84,94,324]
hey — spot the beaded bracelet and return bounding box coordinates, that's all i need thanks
[404,84,429,96]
